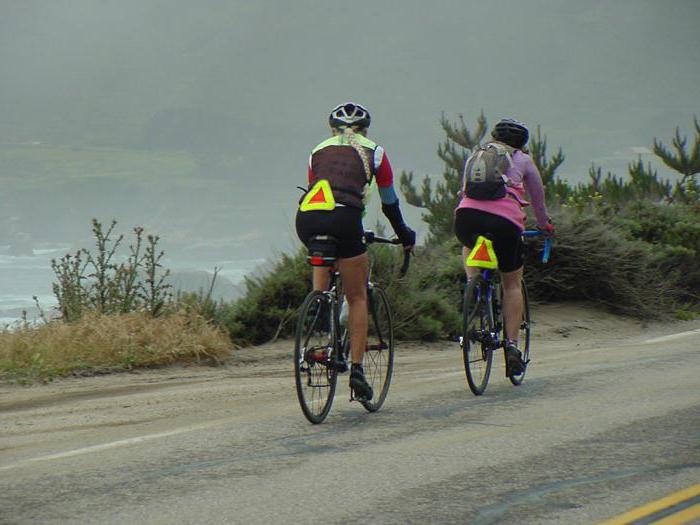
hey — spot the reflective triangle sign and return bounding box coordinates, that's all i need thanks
[300,179,335,211]
[466,235,498,269]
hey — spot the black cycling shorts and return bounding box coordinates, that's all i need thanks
[454,208,524,272]
[296,206,366,259]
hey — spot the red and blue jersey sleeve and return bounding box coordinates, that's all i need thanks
[375,148,394,188]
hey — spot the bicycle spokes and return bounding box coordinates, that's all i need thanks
[462,276,494,395]
[359,287,394,412]
[294,291,339,424]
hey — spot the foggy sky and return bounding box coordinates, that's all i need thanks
[1,0,699,253]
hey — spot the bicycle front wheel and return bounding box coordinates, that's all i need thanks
[294,290,338,424]
[508,280,531,386]
[462,274,494,395]
[360,285,395,412]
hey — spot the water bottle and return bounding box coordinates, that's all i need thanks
[339,297,349,326]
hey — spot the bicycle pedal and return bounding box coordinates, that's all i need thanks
[349,392,369,403]
[349,380,373,402]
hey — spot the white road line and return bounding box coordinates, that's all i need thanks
[0,419,231,472]
[641,328,700,344]
[3,328,698,473]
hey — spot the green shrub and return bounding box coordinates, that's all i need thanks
[369,241,463,340]
[523,207,690,318]
[215,250,310,346]
[179,114,700,343]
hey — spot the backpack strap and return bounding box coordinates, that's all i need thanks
[487,142,515,168]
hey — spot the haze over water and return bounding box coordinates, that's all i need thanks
[1,1,698,317]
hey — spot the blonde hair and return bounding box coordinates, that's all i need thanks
[339,126,372,182]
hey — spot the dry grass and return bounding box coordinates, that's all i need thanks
[0,311,233,382]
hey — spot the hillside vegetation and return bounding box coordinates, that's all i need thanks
[1,115,698,380]
[213,114,700,343]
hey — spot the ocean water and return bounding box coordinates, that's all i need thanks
[0,246,65,322]
[0,245,262,324]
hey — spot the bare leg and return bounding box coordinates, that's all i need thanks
[338,253,369,365]
[312,266,331,291]
[462,245,481,281]
[501,267,524,343]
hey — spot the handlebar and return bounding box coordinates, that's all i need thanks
[364,231,412,277]
[522,230,553,264]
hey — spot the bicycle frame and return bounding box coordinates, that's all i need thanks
[313,269,346,369]
[464,269,501,355]
[312,231,408,369]
[468,231,550,344]
[294,231,408,421]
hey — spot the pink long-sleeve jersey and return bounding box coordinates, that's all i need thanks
[456,149,549,230]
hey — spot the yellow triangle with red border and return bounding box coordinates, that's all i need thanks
[300,179,335,211]
[466,235,498,269]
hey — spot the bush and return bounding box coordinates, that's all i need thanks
[0,310,232,382]
[205,112,700,343]
[51,219,172,320]
[216,200,698,347]
[523,209,680,317]
[522,199,700,312]
[371,241,462,340]
[214,250,311,346]
[186,240,467,345]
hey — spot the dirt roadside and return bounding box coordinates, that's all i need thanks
[0,302,698,412]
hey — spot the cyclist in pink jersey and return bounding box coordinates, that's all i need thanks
[454,118,554,376]
[296,103,415,400]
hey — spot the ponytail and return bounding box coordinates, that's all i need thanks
[341,126,372,183]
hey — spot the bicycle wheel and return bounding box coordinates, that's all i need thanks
[294,290,338,424]
[462,274,494,395]
[360,285,394,412]
[508,280,531,386]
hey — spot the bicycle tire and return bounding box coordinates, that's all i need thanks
[359,285,395,412]
[508,280,531,386]
[294,290,338,424]
[462,274,494,395]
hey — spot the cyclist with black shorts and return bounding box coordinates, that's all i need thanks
[454,118,554,377]
[296,102,416,400]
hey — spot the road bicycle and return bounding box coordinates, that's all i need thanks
[294,231,410,424]
[461,230,552,395]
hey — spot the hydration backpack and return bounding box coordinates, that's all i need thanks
[462,142,516,200]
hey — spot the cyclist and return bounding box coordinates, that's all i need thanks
[296,102,416,400]
[454,118,553,377]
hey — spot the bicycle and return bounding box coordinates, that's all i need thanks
[461,230,552,395]
[294,231,410,424]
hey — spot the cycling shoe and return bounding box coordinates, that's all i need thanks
[349,364,373,401]
[505,344,527,377]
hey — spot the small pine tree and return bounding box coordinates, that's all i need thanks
[399,112,487,243]
[528,126,567,201]
[653,116,700,202]
[400,113,565,242]
[627,157,672,201]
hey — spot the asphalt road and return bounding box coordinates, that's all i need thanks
[1,315,699,524]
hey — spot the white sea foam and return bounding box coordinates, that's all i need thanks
[0,253,261,323]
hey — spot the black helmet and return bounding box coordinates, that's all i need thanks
[491,118,529,149]
[329,102,371,129]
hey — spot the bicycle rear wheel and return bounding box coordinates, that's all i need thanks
[294,290,338,424]
[508,280,531,386]
[462,274,494,395]
[359,285,394,412]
